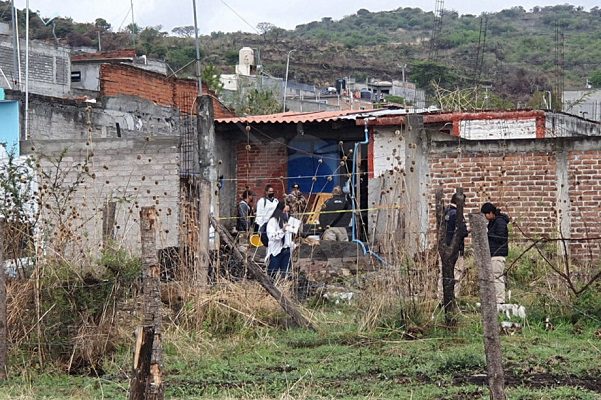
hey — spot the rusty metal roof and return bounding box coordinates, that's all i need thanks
[215,109,368,124]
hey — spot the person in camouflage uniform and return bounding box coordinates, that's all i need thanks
[285,183,308,221]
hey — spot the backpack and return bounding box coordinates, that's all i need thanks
[259,223,269,246]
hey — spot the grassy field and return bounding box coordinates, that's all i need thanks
[0,302,599,400]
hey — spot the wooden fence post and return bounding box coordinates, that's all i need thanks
[102,201,116,248]
[0,220,7,380]
[129,207,164,400]
[470,213,505,400]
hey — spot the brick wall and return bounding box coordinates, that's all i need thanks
[428,144,601,261]
[236,140,288,201]
[429,150,558,239]
[568,150,601,258]
[99,64,233,119]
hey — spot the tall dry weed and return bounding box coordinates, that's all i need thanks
[357,250,439,333]
[175,280,310,335]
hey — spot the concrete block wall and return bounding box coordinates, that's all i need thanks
[0,36,70,97]
[18,92,181,141]
[24,137,180,256]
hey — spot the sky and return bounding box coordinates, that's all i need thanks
[12,0,599,34]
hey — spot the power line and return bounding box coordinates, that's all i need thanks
[218,0,260,34]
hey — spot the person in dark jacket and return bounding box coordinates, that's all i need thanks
[236,190,254,232]
[320,186,351,241]
[481,202,510,304]
[438,193,468,299]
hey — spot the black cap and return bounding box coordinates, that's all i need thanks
[292,183,300,189]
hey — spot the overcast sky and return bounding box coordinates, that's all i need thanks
[13,1,599,34]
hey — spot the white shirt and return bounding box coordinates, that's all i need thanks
[255,197,278,226]
[265,216,295,261]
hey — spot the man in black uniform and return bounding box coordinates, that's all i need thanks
[320,186,351,241]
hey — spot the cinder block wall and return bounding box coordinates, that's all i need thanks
[26,137,179,257]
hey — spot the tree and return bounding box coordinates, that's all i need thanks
[238,89,281,116]
[590,70,601,88]
[171,25,195,38]
[202,65,223,95]
[94,18,111,32]
[125,23,140,35]
[257,22,276,39]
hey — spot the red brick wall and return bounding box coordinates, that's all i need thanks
[429,151,558,240]
[568,150,601,259]
[236,141,288,202]
[99,64,233,118]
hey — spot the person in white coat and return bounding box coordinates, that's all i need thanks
[255,184,279,229]
[266,201,294,279]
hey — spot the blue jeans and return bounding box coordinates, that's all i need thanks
[268,248,291,279]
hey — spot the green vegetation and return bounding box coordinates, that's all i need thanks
[1,2,600,104]
[0,305,599,399]
[0,242,599,399]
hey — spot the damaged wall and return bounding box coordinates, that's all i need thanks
[12,91,182,141]
[428,138,601,262]
[22,137,179,255]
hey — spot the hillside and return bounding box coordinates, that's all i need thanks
[1,2,601,105]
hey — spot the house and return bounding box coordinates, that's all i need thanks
[563,89,601,122]
[4,47,234,257]
[0,22,71,98]
[216,108,601,264]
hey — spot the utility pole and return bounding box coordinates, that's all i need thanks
[283,49,296,112]
[192,0,202,94]
[192,0,212,288]
[130,0,136,49]
[24,0,29,140]
[10,0,21,89]
[0,220,7,380]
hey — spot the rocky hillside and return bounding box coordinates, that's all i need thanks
[2,2,601,104]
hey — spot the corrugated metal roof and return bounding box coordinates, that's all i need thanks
[215,107,439,125]
[215,109,364,124]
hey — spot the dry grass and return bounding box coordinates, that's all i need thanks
[174,280,312,334]
[357,252,440,333]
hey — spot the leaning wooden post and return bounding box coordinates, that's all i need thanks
[470,213,506,400]
[0,220,7,380]
[210,216,315,331]
[129,207,164,400]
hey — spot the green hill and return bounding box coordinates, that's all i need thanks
[2,2,601,105]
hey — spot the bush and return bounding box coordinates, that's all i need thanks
[8,248,141,373]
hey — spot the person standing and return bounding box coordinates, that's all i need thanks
[255,184,279,230]
[438,193,468,300]
[481,202,510,304]
[236,190,254,233]
[320,186,351,241]
[285,183,308,220]
[266,202,294,279]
